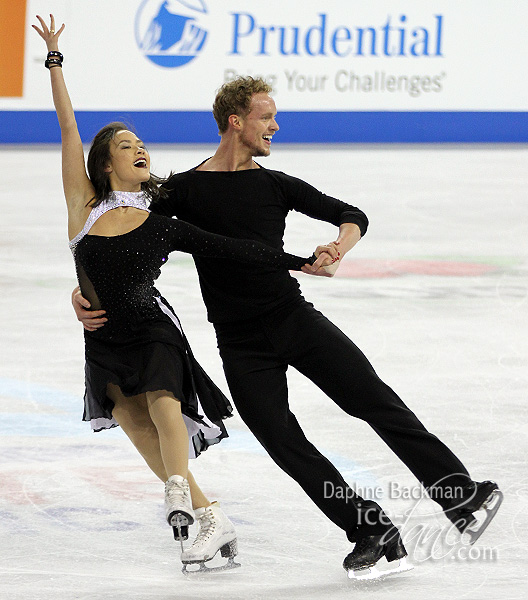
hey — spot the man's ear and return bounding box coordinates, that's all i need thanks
[228,114,242,130]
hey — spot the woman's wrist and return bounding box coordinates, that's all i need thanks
[45,50,63,69]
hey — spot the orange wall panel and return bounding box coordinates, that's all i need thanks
[0,1,27,97]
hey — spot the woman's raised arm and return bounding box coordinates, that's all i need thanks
[33,15,93,230]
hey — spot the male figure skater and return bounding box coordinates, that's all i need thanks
[74,77,501,578]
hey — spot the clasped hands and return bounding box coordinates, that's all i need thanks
[302,241,341,278]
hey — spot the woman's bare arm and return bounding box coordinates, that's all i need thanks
[33,14,93,236]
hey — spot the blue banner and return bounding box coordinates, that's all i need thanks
[2,111,527,144]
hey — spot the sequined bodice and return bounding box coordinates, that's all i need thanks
[70,191,312,342]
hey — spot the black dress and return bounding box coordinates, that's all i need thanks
[69,191,313,457]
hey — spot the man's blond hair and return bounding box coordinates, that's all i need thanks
[213,76,273,134]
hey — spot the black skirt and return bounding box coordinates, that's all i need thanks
[82,296,232,458]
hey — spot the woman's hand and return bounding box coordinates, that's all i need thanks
[32,14,65,51]
[314,241,340,266]
[302,241,341,277]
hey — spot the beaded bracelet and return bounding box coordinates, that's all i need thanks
[47,50,63,61]
[45,58,62,69]
[45,50,63,69]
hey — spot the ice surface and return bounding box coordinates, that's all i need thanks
[1,144,527,599]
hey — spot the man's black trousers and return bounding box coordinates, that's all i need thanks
[214,301,471,541]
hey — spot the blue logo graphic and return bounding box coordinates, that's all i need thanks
[135,0,208,68]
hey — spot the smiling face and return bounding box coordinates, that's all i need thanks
[105,130,151,191]
[237,93,279,157]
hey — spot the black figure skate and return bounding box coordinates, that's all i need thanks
[343,527,413,580]
[445,480,503,545]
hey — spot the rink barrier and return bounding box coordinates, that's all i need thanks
[1,111,527,143]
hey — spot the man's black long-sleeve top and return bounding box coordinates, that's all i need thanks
[150,164,368,323]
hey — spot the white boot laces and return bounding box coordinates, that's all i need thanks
[166,479,188,505]
[193,508,217,547]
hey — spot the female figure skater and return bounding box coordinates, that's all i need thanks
[33,15,337,571]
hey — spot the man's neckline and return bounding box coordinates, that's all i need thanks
[194,158,264,172]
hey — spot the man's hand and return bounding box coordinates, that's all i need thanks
[72,286,107,331]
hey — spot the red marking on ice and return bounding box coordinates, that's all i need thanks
[0,471,49,505]
[334,259,497,279]
[80,466,160,500]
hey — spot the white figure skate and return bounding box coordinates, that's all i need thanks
[165,475,194,550]
[181,502,240,574]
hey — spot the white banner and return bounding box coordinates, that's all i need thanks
[2,0,526,112]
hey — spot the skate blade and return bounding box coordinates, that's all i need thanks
[182,557,241,575]
[462,490,503,545]
[182,540,239,574]
[347,557,413,581]
[171,514,191,542]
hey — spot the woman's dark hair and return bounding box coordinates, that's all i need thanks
[86,122,169,207]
